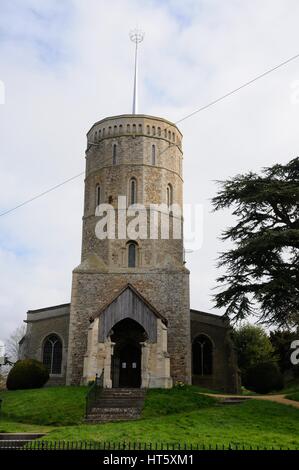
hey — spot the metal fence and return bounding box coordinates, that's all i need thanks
[0,441,297,451]
[85,370,104,418]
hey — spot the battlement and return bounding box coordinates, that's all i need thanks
[86,114,182,150]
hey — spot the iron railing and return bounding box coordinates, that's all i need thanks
[85,369,104,418]
[0,440,297,451]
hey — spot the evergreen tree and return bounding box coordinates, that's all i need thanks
[212,157,299,326]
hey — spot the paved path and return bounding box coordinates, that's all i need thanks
[204,393,299,409]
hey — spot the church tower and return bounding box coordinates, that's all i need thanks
[66,33,191,387]
[66,114,191,387]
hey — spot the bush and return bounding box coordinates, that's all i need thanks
[244,362,284,394]
[6,359,49,390]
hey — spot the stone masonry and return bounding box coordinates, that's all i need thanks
[67,114,191,386]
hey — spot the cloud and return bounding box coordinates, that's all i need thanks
[1,0,299,341]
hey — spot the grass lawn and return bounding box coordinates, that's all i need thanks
[0,386,87,426]
[0,386,299,449]
[286,392,299,402]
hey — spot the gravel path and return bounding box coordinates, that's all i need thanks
[204,393,299,409]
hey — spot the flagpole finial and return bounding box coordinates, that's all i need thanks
[129,29,144,114]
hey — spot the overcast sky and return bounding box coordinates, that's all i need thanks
[1,0,299,342]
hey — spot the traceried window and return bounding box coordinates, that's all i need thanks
[192,335,213,375]
[42,334,62,374]
[129,178,137,205]
[112,144,117,165]
[128,242,137,267]
[166,184,173,207]
[152,145,156,165]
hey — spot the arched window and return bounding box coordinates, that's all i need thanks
[129,178,137,205]
[96,184,101,206]
[166,184,173,207]
[43,334,62,374]
[128,242,137,267]
[151,145,156,165]
[192,335,213,375]
[158,127,161,136]
[112,144,117,165]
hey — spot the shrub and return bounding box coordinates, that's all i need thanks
[244,362,284,394]
[6,359,49,390]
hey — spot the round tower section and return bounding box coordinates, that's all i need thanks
[82,114,184,269]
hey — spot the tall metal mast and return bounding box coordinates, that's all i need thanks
[129,29,144,114]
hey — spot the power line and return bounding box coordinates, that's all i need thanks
[1,52,299,218]
[174,52,299,125]
[0,172,84,217]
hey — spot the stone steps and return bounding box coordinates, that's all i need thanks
[85,388,146,423]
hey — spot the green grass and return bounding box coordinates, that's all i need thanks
[281,380,299,395]
[40,400,299,449]
[286,392,299,402]
[0,385,299,449]
[142,386,216,417]
[0,420,53,433]
[0,386,87,426]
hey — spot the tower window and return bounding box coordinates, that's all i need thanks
[133,124,136,134]
[152,145,156,165]
[167,184,173,207]
[96,184,101,206]
[152,126,156,135]
[129,178,137,205]
[112,144,117,165]
[138,124,142,133]
[146,125,150,135]
[128,242,137,267]
[158,127,161,136]
[43,334,62,375]
[127,124,131,133]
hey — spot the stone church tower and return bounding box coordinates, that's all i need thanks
[66,115,191,387]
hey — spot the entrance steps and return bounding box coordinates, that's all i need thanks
[85,388,146,423]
